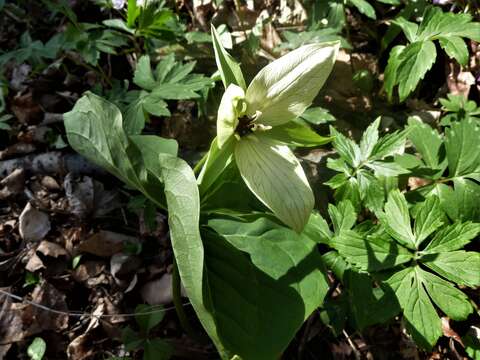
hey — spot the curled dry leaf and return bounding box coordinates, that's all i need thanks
[19,202,51,242]
[0,168,25,199]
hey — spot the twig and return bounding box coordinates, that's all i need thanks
[343,329,361,360]
[0,288,190,319]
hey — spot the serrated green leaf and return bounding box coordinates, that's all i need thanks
[135,304,165,334]
[206,218,329,360]
[134,55,157,91]
[413,196,444,247]
[396,41,436,102]
[445,118,480,178]
[330,126,361,167]
[211,25,246,90]
[331,229,412,272]
[385,267,442,350]
[359,118,380,160]
[438,36,469,66]
[423,221,480,253]
[328,201,357,234]
[380,190,416,249]
[423,251,480,287]
[303,212,332,245]
[371,129,408,159]
[392,17,418,42]
[235,134,314,232]
[384,45,405,102]
[407,117,443,169]
[300,106,335,125]
[366,160,409,177]
[420,270,473,321]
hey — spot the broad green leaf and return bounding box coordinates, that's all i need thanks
[420,269,473,321]
[330,126,361,167]
[123,96,149,135]
[348,0,376,19]
[334,178,362,213]
[328,201,357,234]
[235,134,314,232]
[331,230,412,271]
[359,118,380,160]
[206,218,329,360]
[444,178,480,222]
[385,267,442,350]
[380,190,416,249]
[129,135,178,164]
[407,117,443,169]
[384,45,405,102]
[413,196,444,247]
[264,121,332,147]
[211,25,246,90]
[27,338,46,360]
[134,55,157,91]
[135,304,165,333]
[438,36,469,66]
[64,92,145,190]
[423,251,480,287]
[444,118,480,178]
[396,41,436,102]
[246,42,339,127]
[423,221,480,253]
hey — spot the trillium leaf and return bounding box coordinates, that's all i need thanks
[246,42,339,127]
[211,25,246,90]
[234,134,314,232]
[217,84,245,148]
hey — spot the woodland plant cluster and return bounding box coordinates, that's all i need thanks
[1,0,480,359]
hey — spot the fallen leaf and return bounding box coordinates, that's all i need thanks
[76,231,137,257]
[19,202,51,242]
[0,168,25,199]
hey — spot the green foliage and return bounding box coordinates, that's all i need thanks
[385,6,480,102]
[130,54,212,131]
[122,305,172,360]
[326,118,409,212]
[440,94,480,125]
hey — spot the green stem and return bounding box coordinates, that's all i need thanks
[193,151,209,175]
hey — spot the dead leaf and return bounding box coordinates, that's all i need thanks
[19,202,51,242]
[441,317,463,346]
[11,90,43,125]
[0,142,36,160]
[0,168,25,199]
[76,231,137,257]
[110,253,142,291]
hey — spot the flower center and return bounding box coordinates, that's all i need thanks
[235,116,254,137]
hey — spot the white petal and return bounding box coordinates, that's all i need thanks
[217,84,246,148]
[235,134,314,232]
[246,42,339,127]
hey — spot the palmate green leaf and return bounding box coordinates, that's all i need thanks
[438,36,469,67]
[444,118,480,178]
[331,229,412,272]
[423,251,480,287]
[264,121,332,148]
[396,41,436,102]
[211,25,246,90]
[303,212,332,245]
[407,117,443,169]
[413,196,444,247]
[235,134,314,232]
[246,42,339,127]
[423,221,480,253]
[206,218,329,360]
[366,160,409,177]
[370,128,408,160]
[380,190,416,249]
[441,178,480,222]
[385,267,442,350]
[392,17,418,43]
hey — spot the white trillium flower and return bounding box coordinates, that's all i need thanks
[203,26,339,232]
